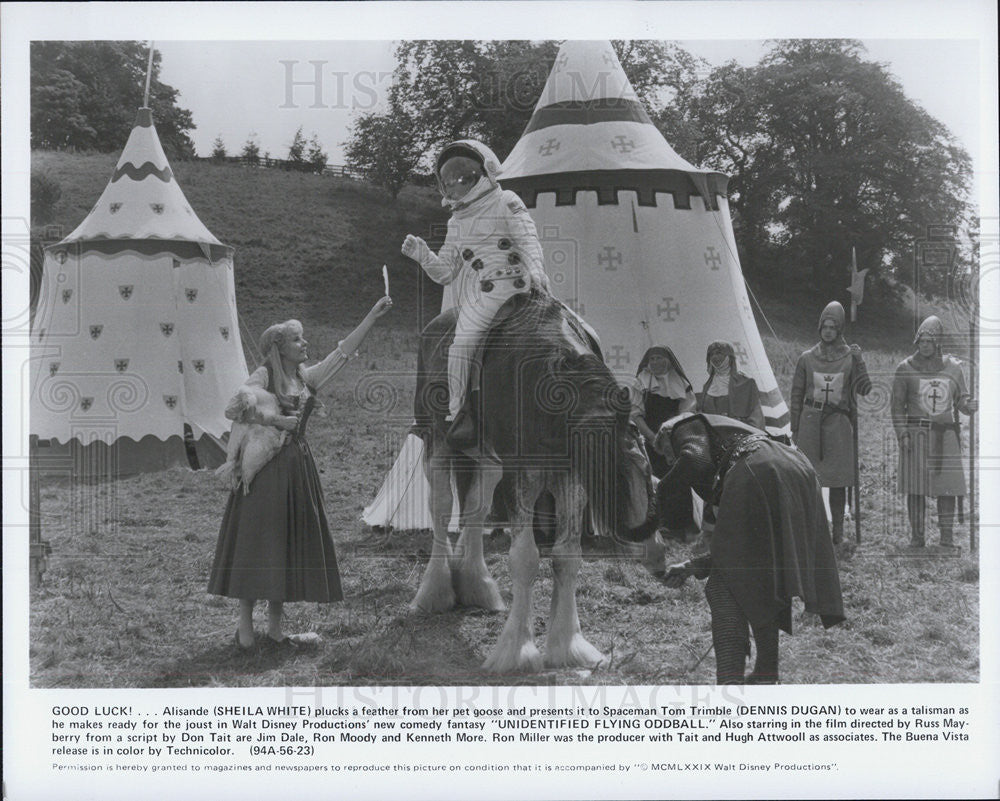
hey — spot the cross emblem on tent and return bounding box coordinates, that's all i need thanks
[80,398,93,412]
[49,362,60,376]
[185,288,198,303]
[220,327,229,341]
[89,325,103,340]
[163,395,177,410]
[704,246,722,270]
[611,136,635,153]
[115,359,129,373]
[607,345,630,369]
[193,360,205,373]
[597,246,622,270]
[538,138,560,157]
[732,342,749,365]
[160,323,174,337]
[657,297,680,321]
[150,203,164,215]
[119,285,133,300]
[109,202,122,214]
[62,289,72,304]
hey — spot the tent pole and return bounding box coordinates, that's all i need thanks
[143,42,155,107]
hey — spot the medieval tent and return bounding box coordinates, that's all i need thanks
[500,40,790,435]
[363,39,790,530]
[30,107,248,477]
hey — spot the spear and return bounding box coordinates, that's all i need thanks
[852,404,861,544]
[969,275,978,552]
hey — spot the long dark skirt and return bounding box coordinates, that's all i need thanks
[208,437,343,603]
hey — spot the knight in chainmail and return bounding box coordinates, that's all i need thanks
[890,315,978,548]
[648,413,845,684]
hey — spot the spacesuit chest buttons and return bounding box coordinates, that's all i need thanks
[497,238,511,250]
[462,248,474,261]
[471,259,484,271]
[507,252,521,265]
[481,280,494,292]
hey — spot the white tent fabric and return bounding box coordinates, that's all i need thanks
[31,107,248,473]
[363,39,789,530]
[501,40,790,435]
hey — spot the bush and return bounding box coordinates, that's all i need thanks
[31,173,62,224]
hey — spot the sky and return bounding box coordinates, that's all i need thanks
[155,38,982,171]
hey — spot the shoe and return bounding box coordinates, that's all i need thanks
[445,410,477,450]
[234,629,256,652]
[745,671,779,685]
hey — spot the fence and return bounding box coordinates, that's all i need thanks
[197,154,366,180]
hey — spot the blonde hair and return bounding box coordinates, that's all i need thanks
[258,319,306,408]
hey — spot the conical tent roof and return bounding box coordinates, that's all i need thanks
[501,40,790,435]
[31,107,248,474]
[60,107,229,260]
[502,41,705,177]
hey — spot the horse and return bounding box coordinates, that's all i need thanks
[411,291,661,673]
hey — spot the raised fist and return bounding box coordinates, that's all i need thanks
[401,234,428,263]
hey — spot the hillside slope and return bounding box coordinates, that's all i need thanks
[31,151,451,342]
[30,150,958,359]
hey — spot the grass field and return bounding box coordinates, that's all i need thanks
[27,152,980,687]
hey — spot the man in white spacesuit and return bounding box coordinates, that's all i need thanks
[402,139,550,447]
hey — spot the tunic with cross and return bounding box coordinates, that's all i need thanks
[790,345,867,486]
[891,353,969,496]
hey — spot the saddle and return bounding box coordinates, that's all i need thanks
[413,291,601,447]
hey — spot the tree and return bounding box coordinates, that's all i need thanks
[306,134,328,173]
[241,132,261,166]
[344,94,423,199]
[668,40,972,299]
[211,135,227,162]
[286,126,308,169]
[30,41,196,158]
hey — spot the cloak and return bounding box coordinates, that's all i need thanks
[711,437,845,633]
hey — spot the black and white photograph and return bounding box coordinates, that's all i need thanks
[3,1,998,799]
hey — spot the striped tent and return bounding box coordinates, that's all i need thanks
[501,40,790,436]
[30,107,248,476]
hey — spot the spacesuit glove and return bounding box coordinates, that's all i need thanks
[401,234,432,265]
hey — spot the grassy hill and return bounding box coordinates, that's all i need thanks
[31,149,969,358]
[31,150,453,344]
[28,150,980,688]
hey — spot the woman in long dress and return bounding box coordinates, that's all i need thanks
[696,341,765,430]
[630,345,697,535]
[209,296,392,650]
